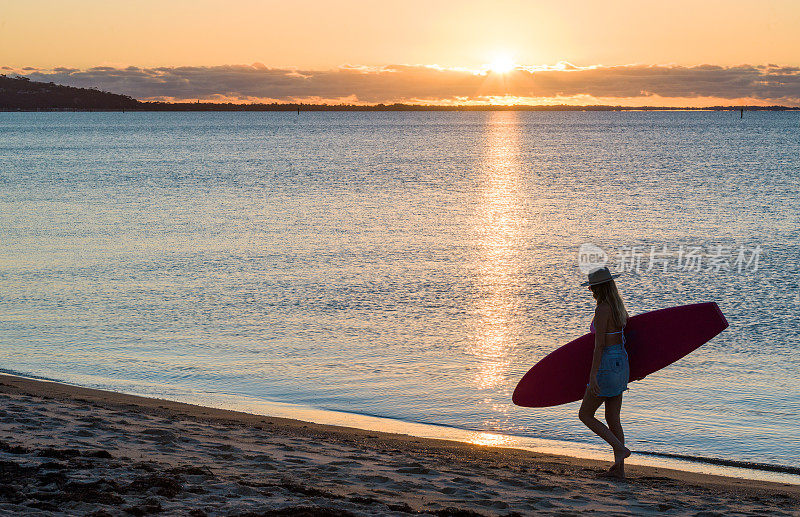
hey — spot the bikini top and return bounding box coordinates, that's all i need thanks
[590,318,625,335]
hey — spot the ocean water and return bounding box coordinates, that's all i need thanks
[1,111,799,471]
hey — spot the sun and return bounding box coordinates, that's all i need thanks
[488,54,516,74]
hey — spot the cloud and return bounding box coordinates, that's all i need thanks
[13,62,800,105]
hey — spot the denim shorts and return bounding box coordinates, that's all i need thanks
[596,344,630,397]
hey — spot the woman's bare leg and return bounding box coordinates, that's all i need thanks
[604,394,624,444]
[604,393,630,475]
[579,387,630,473]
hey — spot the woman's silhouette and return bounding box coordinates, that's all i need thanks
[579,267,632,478]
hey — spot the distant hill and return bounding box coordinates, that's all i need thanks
[0,75,140,110]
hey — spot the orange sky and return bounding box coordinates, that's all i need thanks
[3,0,800,105]
[4,0,799,69]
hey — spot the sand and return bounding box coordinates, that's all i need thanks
[0,374,798,516]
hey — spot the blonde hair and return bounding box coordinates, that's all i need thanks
[590,279,628,328]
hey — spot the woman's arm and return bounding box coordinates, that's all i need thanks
[589,303,610,395]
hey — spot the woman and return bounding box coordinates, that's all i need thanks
[578,267,631,478]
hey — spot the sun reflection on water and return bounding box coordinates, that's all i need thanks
[468,112,526,399]
[467,431,517,448]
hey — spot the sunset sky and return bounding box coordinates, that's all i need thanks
[3,0,800,105]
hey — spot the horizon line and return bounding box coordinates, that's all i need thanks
[4,102,799,112]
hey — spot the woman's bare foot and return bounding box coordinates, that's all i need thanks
[597,464,624,479]
[608,446,631,476]
[609,461,625,478]
[613,446,631,467]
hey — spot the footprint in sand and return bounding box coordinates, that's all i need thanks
[450,476,478,485]
[203,442,238,452]
[396,463,434,475]
[357,474,393,484]
[475,499,510,509]
[329,460,359,466]
[397,466,433,475]
[141,428,177,443]
[438,487,460,495]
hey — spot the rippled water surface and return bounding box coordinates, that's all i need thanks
[1,111,798,468]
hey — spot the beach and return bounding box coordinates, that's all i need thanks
[1,374,797,516]
[5,1,800,515]
[3,111,799,470]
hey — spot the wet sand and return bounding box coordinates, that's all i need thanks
[0,373,797,516]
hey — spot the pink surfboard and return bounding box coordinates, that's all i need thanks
[512,302,729,408]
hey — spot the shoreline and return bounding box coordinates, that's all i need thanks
[1,373,798,515]
[2,370,797,483]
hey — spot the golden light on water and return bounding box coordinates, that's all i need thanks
[468,111,525,395]
[468,431,516,447]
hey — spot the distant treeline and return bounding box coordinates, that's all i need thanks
[2,75,798,112]
[141,102,799,112]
